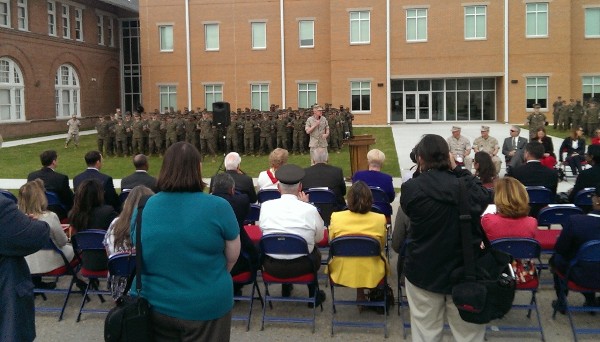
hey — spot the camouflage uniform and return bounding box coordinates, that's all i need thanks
[199,114,216,158]
[148,116,163,155]
[243,115,256,155]
[586,104,600,137]
[292,114,306,154]
[114,120,128,157]
[571,101,584,129]
[131,117,145,155]
[185,117,198,148]
[96,117,109,155]
[558,103,570,131]
[275,114,289,149]
[526,111,546,138]
[258,115,274,155]
[165,117,178,149]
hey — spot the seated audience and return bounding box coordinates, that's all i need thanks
[120,154,158,192]
[531,127,557,169]
[569,145,600,203]
[19,179,75,289]
[559,126,586,176]
[209,152,257,203]
[352,149,395,202]
[328,181,388,304]
[259,164,326,307]
[550,185,600,313]
[257,148,289,190]
[473,151,496,189]
[73,150,120,211]
[27,150,74,220]
[510,142,559,195]
[592,128,600,145]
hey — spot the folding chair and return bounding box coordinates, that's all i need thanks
[396,239,411,339]
[305,188,342,227]
[574,187,595,213]
[243,203,261,225]
[259,233,322,332]
[370,187,393,256]
[490,238,545,341]
[107,253,136,300]
[526,186,553,217]
[232,251,264,331]
[45,191,68,222]
[536,206,584,272]
[32,239,80,321]
[328,235,388,337]
[552,240,600,342]
[257,189,281,203]
[0,189,18,203]
[71,229,111,322]
[119,189,131,204]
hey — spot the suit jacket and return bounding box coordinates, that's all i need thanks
[73,168,120,212]
[0,196,49,342]
[501,136,527,161]
[302,163,346,206]
[27,167,74,211]
[121,170,158,192]
[569,164,600,202]
[209,170,257,203]
[510,161,559,194]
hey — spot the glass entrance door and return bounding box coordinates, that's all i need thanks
[404,92,431,122]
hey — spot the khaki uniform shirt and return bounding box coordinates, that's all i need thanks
[446,135,471,156]
[473,136,499,155]
[305,116,329,148]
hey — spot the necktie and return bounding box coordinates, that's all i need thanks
[512,138,517,150]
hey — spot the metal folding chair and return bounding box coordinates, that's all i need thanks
[536,206,584,273]
[490,238,545,341]
[328,235,388,337]
[573,187,595,213]
[259,233,322,332]
[232,251,264,331]
[257,189,281,203]
[119,189,131,204]
[526,186,553,218]
[305,188,341,227]
[243,203,261,225]
[0,189,17,203]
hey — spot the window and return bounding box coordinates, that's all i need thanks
[406,8,427,42]
[48,1,56,36]
[465,5,486,39]
[0,58,25,121]
[17,0,27,31]
[205,23,219,51]
[107,17,114,47]
[526,76,548,109]
[585,8,600,38]
[204,84,223,111]
[526,3,548,37]
[55,64,80,118]
[351,81,371,112]
[0,0,9,28]
[159,25,173,52]
[97,14,104,45]
[74,8,83,41]
[251,84,269,110]
[299,20,314,47]
[62,5,70,38]
[298,83,317,109]
[349,11,370,44]
[583,76,600,102]
[159,85,177,111]
[251,22,266,49]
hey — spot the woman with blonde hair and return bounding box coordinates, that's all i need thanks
[19,179,75,288]
[481,177,537,241]
[257,148,289,190]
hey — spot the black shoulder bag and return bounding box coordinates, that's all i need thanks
[104,196,153,342]
[450,179,516,324]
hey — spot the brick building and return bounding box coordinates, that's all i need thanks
[0,0,138,139]
[139,0,600,125]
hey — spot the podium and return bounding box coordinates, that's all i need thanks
[348,134,376,176]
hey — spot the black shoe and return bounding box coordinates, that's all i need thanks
[282,284,293,297]
[308,290,326,308]
[36,281,57,289]
[584,299,598,316]
[552,300,566,315]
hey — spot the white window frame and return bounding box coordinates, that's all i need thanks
[298,83,317,109]
[204,23,220,51]
[0,58,25,122]
[0,0,10,28]
[349,10,370,44]
[526,2,548,38]
[406,8,428,42]
[55,64,80,118]
[525,76,548,109]
[97,14,104,45]
[74,7,83,41]
[159,85,177,111]
[204,84,223,111]
[48,1,56,36]
[299,20,314,48]
[351,81,371,112]
[582,76,600,100]
[17,0,28,31]
[251,21,267,50]
[62,4,70,39]
[251,83,269,110]
[464,5,486,40]
[585,7,600,38]
[159,25,174,52]
[107,17,114,47]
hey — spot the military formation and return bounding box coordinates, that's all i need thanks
[551,96,600,136]
[94,104,354,160]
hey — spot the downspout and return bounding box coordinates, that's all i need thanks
[280,0,286,108]
[386,0,391,124]
[185,0,192,109]
[504,0,509,123]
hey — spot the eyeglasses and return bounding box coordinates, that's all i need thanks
[510,130,517,132]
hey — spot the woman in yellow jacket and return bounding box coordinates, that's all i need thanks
[328,180,389,302]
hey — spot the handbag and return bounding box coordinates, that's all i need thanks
[450,179,516,324]
[368,284,395,315]
[104,196,153,342]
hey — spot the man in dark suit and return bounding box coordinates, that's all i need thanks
[27,150,74,219]
[510,142,559,195]
[209,152,257,203]
[121,154,158,192]
[502,125,528,175]
[569,145,600,202]
[73,151,120,211]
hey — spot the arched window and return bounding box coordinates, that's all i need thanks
[0,57,25,121]
[55,64,80,118]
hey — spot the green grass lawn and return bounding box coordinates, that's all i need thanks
[0,127,400,181]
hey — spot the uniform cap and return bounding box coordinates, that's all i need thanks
[451,126,461,132]
[275,164,305,185]
[481,125,490,132]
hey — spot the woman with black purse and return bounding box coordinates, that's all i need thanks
[400,134,490,342]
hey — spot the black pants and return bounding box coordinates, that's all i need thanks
[262,248,321,295]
